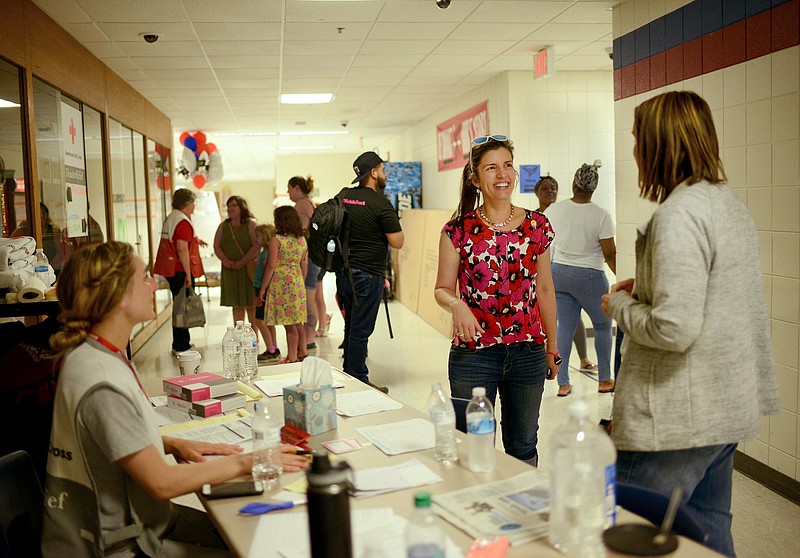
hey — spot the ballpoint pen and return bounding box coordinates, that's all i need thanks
[239,501,296,516]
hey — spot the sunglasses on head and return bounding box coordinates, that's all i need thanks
[470,135,509,173]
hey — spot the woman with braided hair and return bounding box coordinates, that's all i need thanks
[41,241,308,558]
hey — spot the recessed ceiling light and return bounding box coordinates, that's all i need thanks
[280,131,349,136]
[280,93,333,105]
[278,146,334,151]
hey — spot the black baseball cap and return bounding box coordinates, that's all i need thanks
[351,151,384,184]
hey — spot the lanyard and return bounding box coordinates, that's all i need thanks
[88,333,150,402]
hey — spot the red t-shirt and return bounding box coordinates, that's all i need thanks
[172,220,193,273]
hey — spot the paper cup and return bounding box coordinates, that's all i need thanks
[177,350,201,375]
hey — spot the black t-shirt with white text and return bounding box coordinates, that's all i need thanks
[339,186,402,276]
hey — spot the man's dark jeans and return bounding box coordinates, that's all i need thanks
[336,268,384,384]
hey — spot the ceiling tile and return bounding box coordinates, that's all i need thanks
[432,40,517,56]
[75,0,186,22]
[208,56,281,69]
[284,22,372,41]
[465,1,572,23]
[352,54,425,67]
[83,42,128,58]
[282,55,351,69]
[140,68,217,80]
[32,0,90,24]
[359,40,441,55]
[524,23,610,42]
[193,22,282,41]
[96,22,197,42]
[286,0,383,22]
[552,2,616,24]
[283,40,362,56]
[134,57,209,70]
[188,0,282,22]
[450,22,542,40]
[63,22,111,42]
[418,54,495,67]
[203,41,281,56]
[116,41,201,57]
[368,22,459,41]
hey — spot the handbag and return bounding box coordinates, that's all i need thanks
[228,222,257,281]
[173,287,206,328]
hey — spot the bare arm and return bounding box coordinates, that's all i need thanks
[535,247,558,380]
[386,231,404,249]
[234,219,261,268]
[260,237,280,298]
[118,439,309,502]
[599,237,617,274]
[300,247,308,280]
[433,232,483,340]
[213,224,234,268]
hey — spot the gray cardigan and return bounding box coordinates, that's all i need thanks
[607,180,778,452]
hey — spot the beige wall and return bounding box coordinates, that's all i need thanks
[613,1,800,481]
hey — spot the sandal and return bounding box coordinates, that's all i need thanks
[580,362,598,372]
[598,380,615,393]
[557,385,572,397]
[279,357,299,364]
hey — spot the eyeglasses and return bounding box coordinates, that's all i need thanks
[469,135,508,173]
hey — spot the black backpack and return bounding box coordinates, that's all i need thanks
[308,188,350,273]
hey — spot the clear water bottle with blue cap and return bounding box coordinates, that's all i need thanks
[466,387,496,473]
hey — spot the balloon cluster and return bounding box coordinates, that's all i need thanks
[177,131,223,189]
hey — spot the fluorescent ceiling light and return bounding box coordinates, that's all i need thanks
[280,93,333,105]
[0,98,21,108]
[280,131,348,136]
[174,131,277,137]
[278,146,333,152]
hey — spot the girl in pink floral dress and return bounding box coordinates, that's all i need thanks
[260,206,308,363]
[434,135,559,467]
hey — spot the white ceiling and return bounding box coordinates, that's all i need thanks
[32,0,616,181]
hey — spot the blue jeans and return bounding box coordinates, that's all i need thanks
[616,444,738,557]
[336,268,384,384]
[448,342,546,465]
[551,263,612,385]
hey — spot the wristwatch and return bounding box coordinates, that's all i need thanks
[547,350,562,366]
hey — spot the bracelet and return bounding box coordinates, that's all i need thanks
[546,350,563,366]
[448,298,460,311]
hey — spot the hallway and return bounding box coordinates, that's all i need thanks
[133,280,800,558]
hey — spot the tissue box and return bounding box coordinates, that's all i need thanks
[282,384,337,436]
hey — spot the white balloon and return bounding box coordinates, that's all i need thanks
[207,150,224,186]
[181,146,197,173]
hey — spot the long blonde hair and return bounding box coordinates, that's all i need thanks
[255,223,276,249]
[633,91,726,203]
[50,242,135,354]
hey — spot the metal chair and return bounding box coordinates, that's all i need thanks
[615,482,709,546]
[0,451,44,558]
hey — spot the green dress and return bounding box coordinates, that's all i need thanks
[219,220,254,307]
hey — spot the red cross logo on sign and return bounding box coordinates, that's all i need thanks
[69,118,76,144]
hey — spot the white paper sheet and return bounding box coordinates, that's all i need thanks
[254,378,344,397]
[352,458,442,498]
[336,390,403,416]
[356,418,435,456]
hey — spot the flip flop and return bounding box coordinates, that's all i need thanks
[581,363,598,372]
[557,385,572,397]
[598,381,615,393]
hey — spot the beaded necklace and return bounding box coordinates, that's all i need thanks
[478,204,515,228]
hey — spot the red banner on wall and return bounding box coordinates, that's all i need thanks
[436,101,489,172]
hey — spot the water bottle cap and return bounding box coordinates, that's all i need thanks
[472,387,486,397]
[413,492,433,507]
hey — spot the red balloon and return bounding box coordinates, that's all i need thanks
[194,132,207,146]
[179,132,189,145]
[206,143,217,154]
[193,174,206,188]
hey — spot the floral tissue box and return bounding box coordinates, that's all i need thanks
[282,384,337,436]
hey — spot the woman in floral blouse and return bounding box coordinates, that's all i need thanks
[434,135,559,467]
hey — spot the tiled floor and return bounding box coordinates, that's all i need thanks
[134,278,800,558]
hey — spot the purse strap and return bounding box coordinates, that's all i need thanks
[228,221,248,258]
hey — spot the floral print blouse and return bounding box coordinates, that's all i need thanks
[442,209,554,350]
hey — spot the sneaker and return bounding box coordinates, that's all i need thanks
[171,344,195,357]
[367,382,389,394]
[257,350,281,362]
[307,342,317,350]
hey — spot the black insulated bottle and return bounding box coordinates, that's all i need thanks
[306,452,352,558]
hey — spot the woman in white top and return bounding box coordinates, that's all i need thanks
[546,163,616,396]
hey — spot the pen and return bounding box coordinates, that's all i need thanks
[239,501,295,515]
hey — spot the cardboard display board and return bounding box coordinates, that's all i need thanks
[393,209,426,313]
[416,210,454,338]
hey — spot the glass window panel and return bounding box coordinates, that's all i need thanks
[0,58,27,241]
[149,139,172,315]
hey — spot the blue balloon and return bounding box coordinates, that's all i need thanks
[184,136,198,153]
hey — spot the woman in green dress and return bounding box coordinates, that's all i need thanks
[213,196,259,326]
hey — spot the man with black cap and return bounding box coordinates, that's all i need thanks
[337,151,404,393]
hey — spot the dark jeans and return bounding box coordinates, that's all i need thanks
[336,268,384,384]
[617,443,738,557]
[167,272,195,352]
[448,341,547,465]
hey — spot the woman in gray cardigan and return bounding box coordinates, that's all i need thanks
[601,91,778,558]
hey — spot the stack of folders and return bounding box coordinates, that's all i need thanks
[163,372,244,418]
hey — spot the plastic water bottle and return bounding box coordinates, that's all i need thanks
[307,453,352,558]
[405,492,445,558]
[34,248,50,286]
[466,387,496,473]
[251,402,282,483]
[233,320,245,380]
[240,321,258,380]
[221,326,239,380]
[428,383,458,465]
[549,386,617,557]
